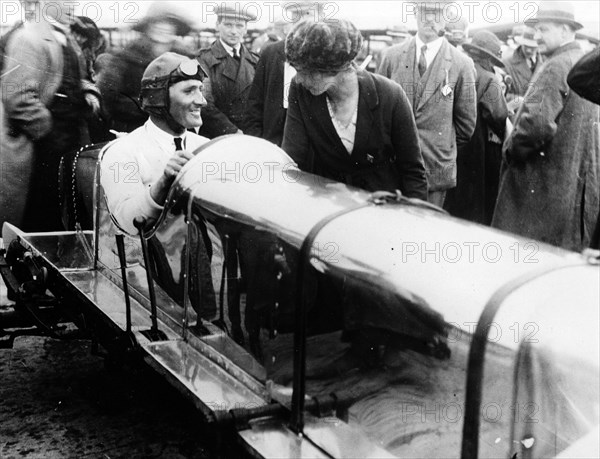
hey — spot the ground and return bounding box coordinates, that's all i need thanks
[0,334,213,459]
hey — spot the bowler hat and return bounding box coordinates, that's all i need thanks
[525,1,583,31]
[514,27,538,47]
[462,30,504,67]
[216,4,257,22]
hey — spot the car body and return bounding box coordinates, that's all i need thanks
[1,136,598,458]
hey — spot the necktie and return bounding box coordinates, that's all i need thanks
[418,45,428,77]
[174,137,183,151]
[529,58,536,72]
[233,48,241,61]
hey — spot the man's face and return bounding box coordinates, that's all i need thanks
[217,18,247,47]
[20,0,39,21]
[416,5,445,42]
[521,44,537,58]
[534,22,568,55]
[168,80,207,128]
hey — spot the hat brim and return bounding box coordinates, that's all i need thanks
[463,43,505,68]
[514,35,538,47]
[524,16,583,31]
[133,17,192,36]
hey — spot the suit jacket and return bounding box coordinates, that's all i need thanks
[493,42,600,251]
[0,19,65,228]
[282,69,427,200]
[197,40,259,137]
[377,37,477,191]
[245,40,286,146]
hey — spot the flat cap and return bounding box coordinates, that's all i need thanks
[216,3,257,22]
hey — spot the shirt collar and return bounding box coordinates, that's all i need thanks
[415,35,444,56]
[220,39,241,58]
[145,119,187,152]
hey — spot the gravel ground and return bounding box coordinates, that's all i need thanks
[0,334,214,459]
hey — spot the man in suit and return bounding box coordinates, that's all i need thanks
[492,1,599,252]
[502,26,543,115]
[1,0,99,231]
[377,0,477,206]
[197,4,259,138]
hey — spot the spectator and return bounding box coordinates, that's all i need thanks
[377,0,477,207]
[282,19,427,198]
[502,26,543,115]
[97,1,194,134]
[444,16,469,48]
[1,0,99,231]
[386,24,412,45]
[196,4,259,137]
[445,31,508,225]
[493,2,600,251]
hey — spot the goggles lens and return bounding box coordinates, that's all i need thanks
[179,60,200,77]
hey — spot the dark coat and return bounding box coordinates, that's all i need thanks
[567,47,600,106]
[503,46,542,100]
[493,42,600,251]
[197,39,259,137]
[445,60,508,225]
[377,38,477,191]
[281,69,428,200]
[245,40,286,146]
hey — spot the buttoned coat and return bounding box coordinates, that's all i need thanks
[377,38,477,191]
[197,39,258,137]
[245,40,286,146]
[493,42,600,251]
[282,69,428,200]
[0,19,65,229]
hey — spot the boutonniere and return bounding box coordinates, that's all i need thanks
[441,69,453,97]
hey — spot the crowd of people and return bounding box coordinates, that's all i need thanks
[1,0,599,255]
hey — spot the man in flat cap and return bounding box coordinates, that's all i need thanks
[197,4,259,137]
[493,1,600,252]
[377,0,477,207]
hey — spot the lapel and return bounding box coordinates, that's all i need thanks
[416,39,452,111]
[399,39,418,109]
[235,46,257,95]
[212,40,238,83]
[35,20,64,104]
[352,69,377,158]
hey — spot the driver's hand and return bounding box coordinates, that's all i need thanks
[163,149,195,181]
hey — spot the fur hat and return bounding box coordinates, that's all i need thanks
[285,19,363,73]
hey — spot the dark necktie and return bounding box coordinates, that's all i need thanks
[529,58,536,72]
[233,48,241,61]
[174,137,183,151]
[418,45,428,77]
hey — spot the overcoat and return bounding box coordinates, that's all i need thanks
[197,40,259,137]
[445,60,508,225]
[245,40,286,146]
[0,19,64,229]
[281,69,428,200]
[493,42,600,251]
[377,37,477,191]
[503,46,542,99]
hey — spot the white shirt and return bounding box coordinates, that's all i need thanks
[100,119,209,235]
[415,35,444,71]
[219,39,241,58]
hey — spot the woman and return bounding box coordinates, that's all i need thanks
[281,20,448,375]
[282,19,428,200]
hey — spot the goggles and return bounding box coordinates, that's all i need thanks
[169,59,206,84]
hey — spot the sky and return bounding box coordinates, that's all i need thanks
[1,1,599,38]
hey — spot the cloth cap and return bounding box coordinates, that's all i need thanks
[462,30,504,67]
[525,1,583,30]
[285,19,363,73]
[216,3,257,22]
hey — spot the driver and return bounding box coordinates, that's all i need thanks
[101,52,209,234]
